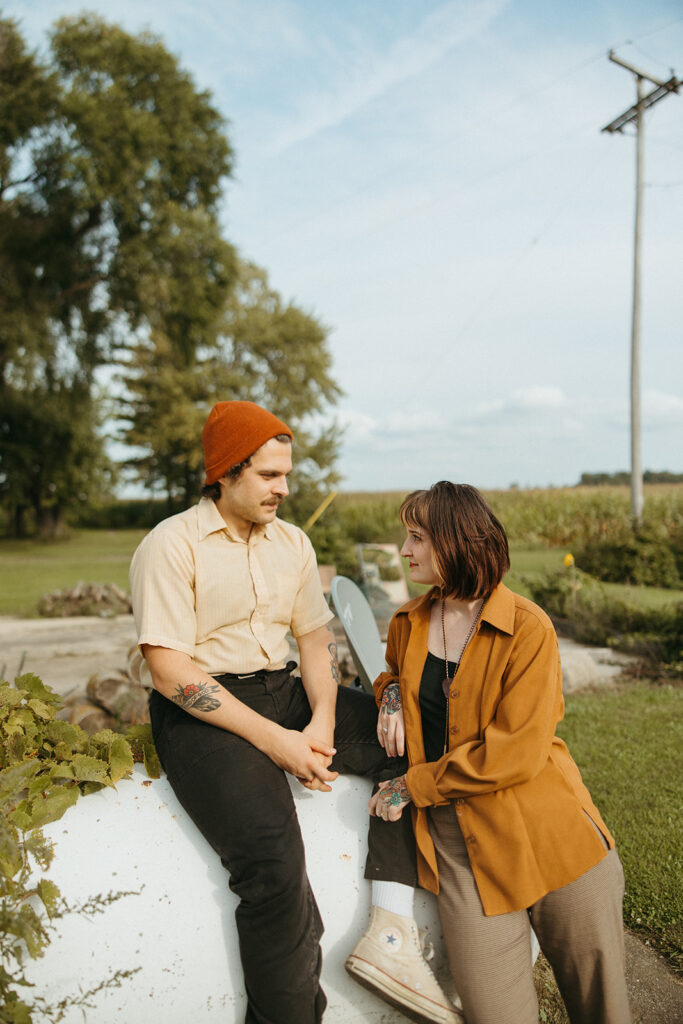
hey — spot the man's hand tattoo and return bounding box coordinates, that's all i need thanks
[328,641,340,685]
[171,681,221,712]
[380,683,401,715]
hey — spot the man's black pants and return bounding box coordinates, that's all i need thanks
[149,664,417,1024]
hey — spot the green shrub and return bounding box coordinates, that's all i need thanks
[306,497,406,580]
[338,498,405,547]
[0,674,141,1022]
[525,569,683,671]
[69,498,171,530]
[575,525,681,589]
[306,518,358,578]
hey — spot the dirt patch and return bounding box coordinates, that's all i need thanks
[626,933,683,1023]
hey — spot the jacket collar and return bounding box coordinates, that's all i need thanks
[398,581,515,636]
[480,583,516,635]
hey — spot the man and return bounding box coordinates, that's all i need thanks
[130,401,459,1024]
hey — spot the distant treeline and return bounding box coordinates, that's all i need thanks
[578,471,683,486]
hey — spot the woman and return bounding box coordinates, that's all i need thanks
[370,482,631,1024]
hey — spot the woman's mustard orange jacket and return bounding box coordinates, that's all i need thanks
[373,583,614,916]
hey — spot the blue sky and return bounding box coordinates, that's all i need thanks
[9,0,683,490]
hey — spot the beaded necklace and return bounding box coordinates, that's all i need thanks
[440,598,484,753]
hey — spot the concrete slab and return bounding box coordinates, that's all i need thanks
[557,636,636,693]
[0,614,137,697]
[1,617,638,700]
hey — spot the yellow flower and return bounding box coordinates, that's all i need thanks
[563,553,575,567]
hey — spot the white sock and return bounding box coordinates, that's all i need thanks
[371,880,415,919]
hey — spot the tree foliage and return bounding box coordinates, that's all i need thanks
[1,14,341,536]
[0,381,112,538]
[0,14,236,535]
[119,259,342,518]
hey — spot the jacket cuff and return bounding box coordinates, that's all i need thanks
[406,763,443,807]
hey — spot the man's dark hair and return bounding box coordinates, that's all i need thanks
[201,434,292,500]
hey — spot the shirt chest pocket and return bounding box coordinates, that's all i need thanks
[269,572,301,626]
[194,545,255,637]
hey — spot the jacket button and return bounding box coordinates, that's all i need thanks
[466,835,476,844]
[450,688,459,698]
[449,725,459,734]
[455,798,465,805]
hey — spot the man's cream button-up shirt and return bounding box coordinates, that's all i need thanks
[130,498,333,677]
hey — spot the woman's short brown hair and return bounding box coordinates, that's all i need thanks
[400,481,510,600]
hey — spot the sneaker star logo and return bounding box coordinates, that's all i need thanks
[378,926,403,952]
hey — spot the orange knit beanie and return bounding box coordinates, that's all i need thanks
[202,401,293,485]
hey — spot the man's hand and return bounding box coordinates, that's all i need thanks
[377,683,405,758]
[369,775,411,821]
[269,725,339,792]
[296,625,339,791]
[301,716,337,791]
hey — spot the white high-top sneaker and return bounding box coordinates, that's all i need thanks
[345,906,463,1023]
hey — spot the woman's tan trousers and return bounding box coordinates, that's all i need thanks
[428,805,632,1024]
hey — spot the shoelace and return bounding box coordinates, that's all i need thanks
[418,930,436,967]
[419,930,464,1014]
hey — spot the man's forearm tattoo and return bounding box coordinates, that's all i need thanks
[380,776,410,807]
[171,681,221,712]
[328,641,340,685]
[380,683,401,715]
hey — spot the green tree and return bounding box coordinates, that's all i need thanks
[119,259,342,517]
[0,382,112,538]
[0,14,235,535]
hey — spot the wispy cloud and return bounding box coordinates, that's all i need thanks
[472,387,569,420]
[266,0,510,154]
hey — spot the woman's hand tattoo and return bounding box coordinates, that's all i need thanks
[171,681,221,712]
[379,775,410,808]
[380,683,401,715]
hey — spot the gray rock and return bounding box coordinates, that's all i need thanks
[558,637,636,693]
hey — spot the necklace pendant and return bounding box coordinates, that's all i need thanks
[441,676,451,698]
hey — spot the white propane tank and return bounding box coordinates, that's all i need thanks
[28,766,538,1022]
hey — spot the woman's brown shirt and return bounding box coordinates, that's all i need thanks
[374,583,613,914]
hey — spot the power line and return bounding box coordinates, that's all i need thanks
[254,49,612,251]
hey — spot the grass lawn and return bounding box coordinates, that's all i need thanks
[2,528,681,618]
[506,545,683,609]
[530,678,682,1023]
[558,680,682,972]
[0,529,146,616]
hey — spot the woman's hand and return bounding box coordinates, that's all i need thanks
[369,775,411,821]
[377,682,405,758]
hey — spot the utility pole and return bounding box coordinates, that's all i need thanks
[601,51,679,526]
